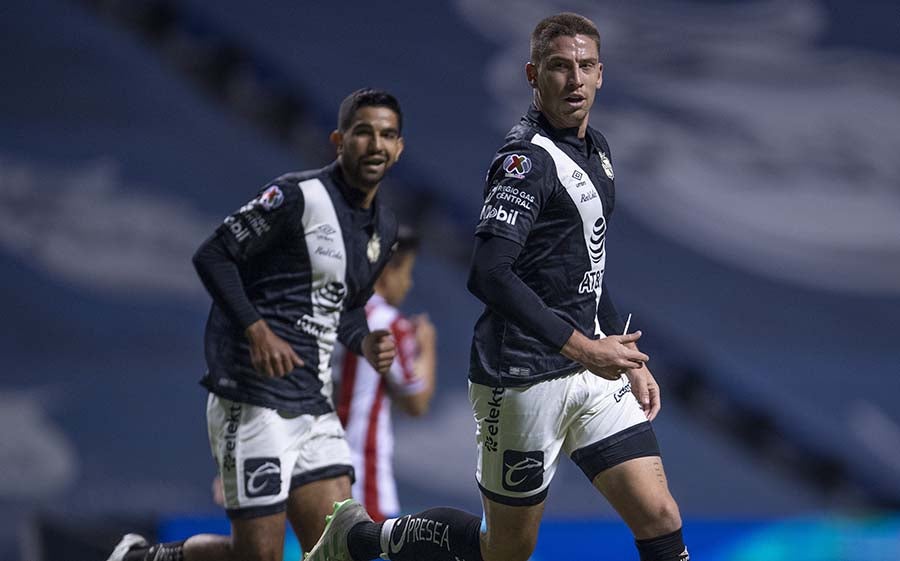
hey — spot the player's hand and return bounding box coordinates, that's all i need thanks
[244,319,304,377]
[626,364,661,421]
[363,329,395,375]
[413,314,436,354]
[562,330,649,380]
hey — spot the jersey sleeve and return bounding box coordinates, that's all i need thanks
[474,142,556,246]
[217,177,304,262]
[386,316,425,395]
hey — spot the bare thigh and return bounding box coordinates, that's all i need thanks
[479,494,544,561]
[286,475,352,552]
[593,455,682,539]
[184,511,286,561]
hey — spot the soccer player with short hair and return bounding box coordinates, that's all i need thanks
[336,226,437,521]
[305,13,688,561]
[107,88,405,561]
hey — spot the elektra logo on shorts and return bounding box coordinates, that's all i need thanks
[501,450,544,492]
[244,458,281,497]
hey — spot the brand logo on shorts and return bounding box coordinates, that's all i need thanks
[501,450,544,492]
[614,381,632,403]
[244,458,281,497]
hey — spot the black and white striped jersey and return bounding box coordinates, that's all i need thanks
[200,162,398,415]
[470,106,624,387]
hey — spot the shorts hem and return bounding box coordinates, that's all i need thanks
[290,464,355,489]
[477,481,548,506]
[225,501,286,520]
[570,421,660,481]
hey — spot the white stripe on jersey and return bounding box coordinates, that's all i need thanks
[531,133,608,336]
[299,178,347,402]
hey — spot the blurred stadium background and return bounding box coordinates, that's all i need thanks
[2,0,899,559]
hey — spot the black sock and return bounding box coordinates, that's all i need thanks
[348,521,384,561]
[380,508,483,561]
[123,540,185,561]
[635,528,688,561]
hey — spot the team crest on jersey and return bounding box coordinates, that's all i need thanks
[502,154,532,179]
[258,185,284,210]
[597,150,614,180]
[367,232,381,263]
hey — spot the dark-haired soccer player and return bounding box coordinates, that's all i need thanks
[305,13,688,561]
[107,88,405,561]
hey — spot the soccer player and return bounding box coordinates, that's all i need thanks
[335,226,437,521]
[304,13,688,561]
[107,88,405,561]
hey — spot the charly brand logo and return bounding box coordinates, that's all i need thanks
[614,381,633,403]
[589,216,606,264]
[244,458,281,497]
[502,450,544,492]
[502,154,532,179]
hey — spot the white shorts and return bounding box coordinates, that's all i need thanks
[469,370,658,506]
[207,394,353,519]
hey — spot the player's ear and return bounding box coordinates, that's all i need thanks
[330,130,343,154]
[595,62,604,90]
[394,136,404,161]
[525,62,538,88]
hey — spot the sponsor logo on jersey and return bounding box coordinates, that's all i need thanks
[312,281,347,313]
[479,204,520,226]
[579,269,604,294]
[491,183,535,210]
[224,215,251,243]
[581,190,598,203]
[589,216,606,264]
[598,150,614,180]
[259,185,284,211]
[314,246,344,260]
[572,170,583,180]
[502,154,532,179]
[244,457,281,497]
[483,387,506,452]
[367,232,381,263]
[501,450,544,492]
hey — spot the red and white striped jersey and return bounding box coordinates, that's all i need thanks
[335,294,424,521]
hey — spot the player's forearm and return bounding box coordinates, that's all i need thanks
[467,235,574,350]
[192,234,261,329]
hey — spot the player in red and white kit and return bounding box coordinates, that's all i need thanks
[335,227,436,521]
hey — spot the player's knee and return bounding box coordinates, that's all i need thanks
[640,496,682,537]
[483,532,537,561]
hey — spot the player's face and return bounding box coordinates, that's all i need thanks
[528,34,602,131]
[378,252,415,307]
[333,106,404,190]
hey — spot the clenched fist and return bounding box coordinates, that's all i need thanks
[362,329,396,375]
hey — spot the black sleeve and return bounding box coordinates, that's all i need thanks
[217,179,303,263]
[597,281,626,337]
[467,234,574,351]
[337,217,399,355]
[337,306,368,356]
[192,233,260,329]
